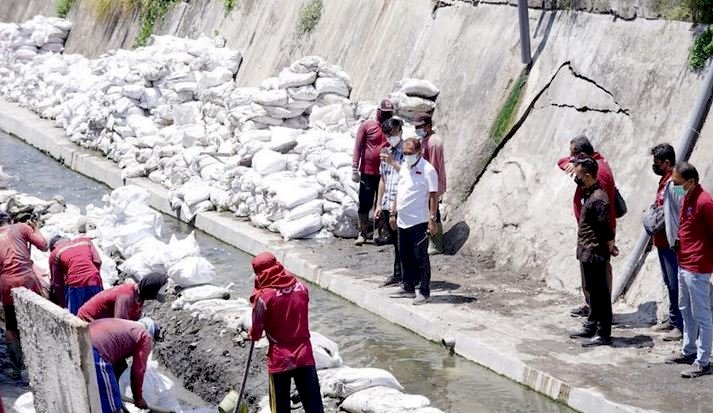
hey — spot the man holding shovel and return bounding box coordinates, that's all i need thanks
[249,252,323,413]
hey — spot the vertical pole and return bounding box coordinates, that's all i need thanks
[518,0,532,67]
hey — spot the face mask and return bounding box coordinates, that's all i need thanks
[415,129,427,138]
[404,154,419,167]
[387,135,401,147]
[672,185,687,197]
[574,176,585,187]
[652,164,664,176]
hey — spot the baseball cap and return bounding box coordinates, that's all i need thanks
[412,113,433,126]
[379,99,395,112]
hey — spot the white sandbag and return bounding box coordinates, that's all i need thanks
[340,386,430,413]
[182,183,212,207]
[315,77,350,97]
[279,213,322,240]
[287,85,319,101]
[395,78,440,98]
[238,129,272,144]
[171,285,231,310]
[285,199,323,221]
[260,77,280,91]
[311,331,343,370]
[276,185,319,209]
[317,62,352,88]
[118,251,166,280]
[269,126,301,153]
[13,392,35,413]
[119,360,181,413]
[278,69,317,89]
[165,232,201,267]
[290,56,324,73]
[253,90,289,107]
[168,256,216,287]
[322,368,403,399]
[252,149,287,175]
[123,236,168,260]
[389,92,436,113]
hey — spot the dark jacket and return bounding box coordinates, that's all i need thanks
[577,182,615,263]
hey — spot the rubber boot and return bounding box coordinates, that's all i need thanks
[355,213,368,246]
[428,223,444,255]
[6,337,24,380]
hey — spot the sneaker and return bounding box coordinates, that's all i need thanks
[662,328,683,342]
[665,353,696,365]
[354,234,366,246]
[413,293,432,305]
[582,336,612,347]
[652,321,674,332]
[681,362,712,378]
[570,305,589,318]
[389,288,416,299]
[379,277,402,288]
[569,329,596,339]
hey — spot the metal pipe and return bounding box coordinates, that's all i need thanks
[517,0,532,67]
[612,64,713,302]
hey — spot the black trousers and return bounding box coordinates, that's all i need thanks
[357,174,381,215]
[581,261,612,338]
[398,223,431,297]
[380,210,402,280]
[269,366,323,413]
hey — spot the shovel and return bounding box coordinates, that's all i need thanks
[218,341,255,413]
[121,396,174,413]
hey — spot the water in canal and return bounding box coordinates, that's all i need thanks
[0,131,574,413]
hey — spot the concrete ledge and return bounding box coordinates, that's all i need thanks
[13,288,101,413]
[0,99,657,413]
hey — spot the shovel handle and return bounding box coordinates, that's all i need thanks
[121,396,174,413]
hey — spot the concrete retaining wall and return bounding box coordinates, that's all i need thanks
[12,288,100,413]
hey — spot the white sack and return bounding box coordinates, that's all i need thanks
[279,214,322,240]
[322,368,403,399]
[119,360,181,413]
[311,331,343,370]
[395,78,440,98]
[252,150,287,175]
[172,284,231,310]
[340,386,429,413]
[168,256,216,287]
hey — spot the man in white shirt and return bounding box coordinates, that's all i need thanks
[388,138,439,305]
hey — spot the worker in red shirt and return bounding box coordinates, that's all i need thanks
[77,273,168,322]
[352,99,394,246]
[249,252,323,413]
[0,212,47,378]
[665,162,713,378]
[413,113,447,255]
[48,235,104,315]
[557,136,617,318]
[90,317,160,412]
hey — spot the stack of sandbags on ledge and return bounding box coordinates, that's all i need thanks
[388,78,440,121]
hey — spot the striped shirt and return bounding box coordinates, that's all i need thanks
[379,142,405,209]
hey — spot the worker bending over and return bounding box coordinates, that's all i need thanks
[48,235,104,315]
[78,273,168,322]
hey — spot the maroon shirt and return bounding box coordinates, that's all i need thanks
[90,318,152,401]
[250,281,314,374]
[78,283,143,322]
[352,119,386,176]
[557,152,617,231]
[653,172,672,249]
[677,184,713,274]
[49,237,103,307]
[0,223,47,305]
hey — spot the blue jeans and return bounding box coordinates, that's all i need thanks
[658,248,683,330]
[679,269,713,366]
[66,285,103,316]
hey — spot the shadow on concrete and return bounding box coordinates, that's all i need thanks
[611,335,655,349]
[613,301,658,329]
[430,280,462,291]
[430,294,477,305]
[443,221,470,255]
[531,10,557,65]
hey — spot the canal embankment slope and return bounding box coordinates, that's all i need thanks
[2,98,705,413]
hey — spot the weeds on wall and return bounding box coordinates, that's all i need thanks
[56,0,76,18]
[489,71,528,143]
[133,0,180,47]
[88,0,135,20]
[686,0,713,22]
[224,0,237,15]
[297,0,323,34]
[690,28,713,70]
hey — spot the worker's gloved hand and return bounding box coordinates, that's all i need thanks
[351,170,360,183]
[134,398,148,409]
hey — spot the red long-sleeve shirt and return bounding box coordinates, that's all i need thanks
[653,172,673,249]
[677,185,713,274]
[49,237,103,307]
[249,281,315,373]
[89,318,152,401]
[557,152,617,231]
[0,223,47,305]
[78,283,143,322]
[352,119,386,176]
[422,133,447,196]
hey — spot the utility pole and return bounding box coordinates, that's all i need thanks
[517,0,532,67]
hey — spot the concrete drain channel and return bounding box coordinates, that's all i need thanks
[0,131,574,412]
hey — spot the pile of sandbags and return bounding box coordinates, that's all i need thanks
[388,78,440,121]
[0,15,71,61]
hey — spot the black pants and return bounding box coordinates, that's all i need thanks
[380,210,402,280]
[398,223,431,297]
[581,261,612,338]
[269,366,323,413]
[357,174,381,215]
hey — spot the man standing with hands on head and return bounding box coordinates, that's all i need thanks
[388,138,439,305]
[413,113,447,255]
[351,99,394,246]
[665,162,713,378]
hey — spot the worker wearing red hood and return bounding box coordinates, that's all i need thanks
[249,252,323,413]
